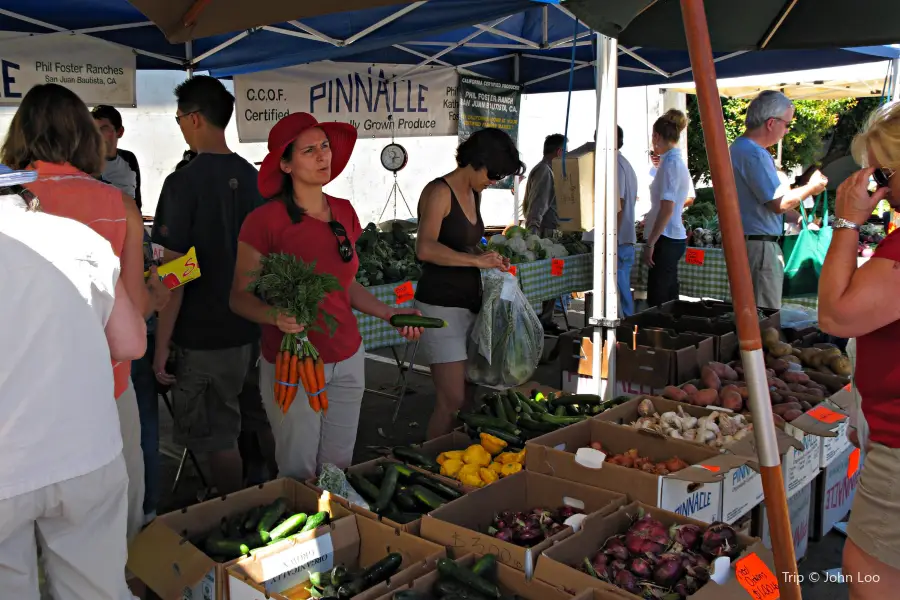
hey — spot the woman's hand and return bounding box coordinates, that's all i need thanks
[147,265,171,313]
[836,168,890,225]
[275,312,305,335]
[388,307,424,341]
[474,251,505,270]
[643,244,655,267]
[499,256,511,272]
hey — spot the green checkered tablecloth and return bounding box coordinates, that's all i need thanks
[630,243,819,310]
[356,254,595,351]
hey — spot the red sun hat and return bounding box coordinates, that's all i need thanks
[257,112,358,199]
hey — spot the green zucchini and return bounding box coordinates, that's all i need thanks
[268,513,307,541]
[390,314,447,328]
[517,416,558,433]
[501,391,519,423]
[348,472,381,503]
[309,571,326,588]
[546,392,557,404]
[393,447,440,473]
[411,473,463,500]
[394,591,434,600]
[409,484,446,510]
[257,498,288,534]
[330,565,353,587]
[471,554,498,582]
[433,579,489,600]
[241,506,263,532]
[435,558,500,599]
[523,397,548,414]
[300,511,330,533]
[504,390,521,416]
[363,467,385,487]
[539,413,588,426]
[566,404,582,416]
[552,393,602,406]
[374,464,401,513]
[591,404,603,414]
[338,553,404,598]
[476,427,523,447]
[393,486,420,512]
[553,405,567,417]
[391,463,416,479]
[516,396,533,415]
[456,412,518,434]
[487,395,506,422]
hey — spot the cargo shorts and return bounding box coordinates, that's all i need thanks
[171,344,253,453]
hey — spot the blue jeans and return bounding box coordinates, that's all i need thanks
[131,334,159,516]
[618,244,635,317]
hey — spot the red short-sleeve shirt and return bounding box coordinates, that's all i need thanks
[857,228,900,448]
[238,197,362,365]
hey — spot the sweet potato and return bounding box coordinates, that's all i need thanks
[782,409,804,422]
[781,371,810,384]
[734,366,745,379]
[693,389,719,407]
[721,391,743,412]
[765,369,776,379]
[707,361,739,381]
[700,366,721,391]
[770,392,784,405]
[662,386,688,402]
[800,400,812,412]
[772,413,787,429]
[805,388,825,399]
[769,378,789,391]
[737,386,750,400]
[765,357,790,375]
[785,396,799,404]
[681,383,698,396]
[773,402,803,416]
[721,383,740,397]
[787,383,809,393]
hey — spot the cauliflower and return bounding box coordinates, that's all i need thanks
[547,244,569,258]
[489,234,507,247]
[538,238,555,249]
[525,234,542,250]
[522,250,536,262]
[507,237,527,254]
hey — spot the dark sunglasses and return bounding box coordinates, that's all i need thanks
[329,220,354,263]
[873,167,896,189]
[488,171,511,182]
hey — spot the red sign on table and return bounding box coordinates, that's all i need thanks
[685,248,705,266]
[551,258,564,277]
[393,281,414,304]
[807,405,845,425]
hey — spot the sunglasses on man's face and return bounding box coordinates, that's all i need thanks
[329,221,355,263]
[873,167,896,189]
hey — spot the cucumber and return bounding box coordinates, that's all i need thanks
[390,314,447,328]
[456,412,518,434]
[300,511,330,533]
[338,553,403,598]
[241,506,263,532]
[393,486,420,512]
[268,513,307,541]
[309,571,326,588]
[433,579,489,600]
[471,554,498,582]
[257,498,288,534]
[436,558,500,599]
[348,472,381,503]
[374,463,401,513]
[411,474,463,500]
[476,427,523,447]
[393,447,440,473]
[409,484,446,510]
[552,393,602,406]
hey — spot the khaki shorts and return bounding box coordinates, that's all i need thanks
[171,344,252,453]
[846,444,900,569]
[414,301,476,365]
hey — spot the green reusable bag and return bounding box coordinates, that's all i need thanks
[782,192,832,297]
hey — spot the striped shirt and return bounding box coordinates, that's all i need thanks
[26,161,131,399]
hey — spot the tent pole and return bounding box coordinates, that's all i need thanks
[679,1,800,598]
[186,41,194,78]
[892,57,900,101]
[513,53,521,225]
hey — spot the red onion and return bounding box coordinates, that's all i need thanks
[613,569,640,595]
[700,522,741,560]
[602,535,629,561]
[628,557,653,578]
[652,553,686,588]
[669,523,702,552]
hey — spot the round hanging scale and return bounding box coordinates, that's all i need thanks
[380,142,409,173]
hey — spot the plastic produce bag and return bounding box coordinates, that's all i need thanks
[779,303,818,331]
[466,270,543,387]
[316,463,370,510]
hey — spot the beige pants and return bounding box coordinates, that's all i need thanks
[259,344,366,481]
[0,455,135,600]
[847,443,900,569]
[745,240,784,309]
[116,381,144,545]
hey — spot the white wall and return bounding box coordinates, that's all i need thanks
[0,70,670,226]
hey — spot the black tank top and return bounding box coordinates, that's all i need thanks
[415,178,484,312]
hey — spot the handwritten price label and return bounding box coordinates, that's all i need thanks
[393,281,414,304]
[848,448,861,478]
[508,265,517,276]
[807,405,846,424]
[685,248,705,265]
[551,258,564,277]
[735,553,780,599]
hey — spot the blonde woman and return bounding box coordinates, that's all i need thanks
[818,101,900,600]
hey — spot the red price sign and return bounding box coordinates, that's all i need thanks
[807,405,845,424]
[551,258,564,277]
[685,248,705,266]
[848,448,861,478]
[508,265,517,276]
[696,464,721,473]
[735,553,780,600]
[393,281,414,304]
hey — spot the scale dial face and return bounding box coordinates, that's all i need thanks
[380,143,409,172]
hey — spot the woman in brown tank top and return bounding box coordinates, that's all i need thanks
[415,129,525,439]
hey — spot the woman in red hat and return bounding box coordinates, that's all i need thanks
[230,113,422,480]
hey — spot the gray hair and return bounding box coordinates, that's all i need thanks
[745,90,793,130]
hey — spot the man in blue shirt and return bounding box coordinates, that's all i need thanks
[617,126,639,317]
[730,90,828,308]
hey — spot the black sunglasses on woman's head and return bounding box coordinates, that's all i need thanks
[329,221,354,263]
[873,167,896,189]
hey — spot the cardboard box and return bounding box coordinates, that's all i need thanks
[420,471,627,578]
[781,426,822,500]
[228,514,445,600]
[552,149,595,232]
[756,480,812,561]
[811,445,862,540]
[127,478,352,600]
[525,419,751,523]
[819,388,853,469]
[535,501,778,599]
[378,554,578,600]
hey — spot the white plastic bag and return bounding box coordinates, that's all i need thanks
[466,270,543,387]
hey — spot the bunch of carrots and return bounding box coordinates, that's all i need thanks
[248,252,341,416]
[274,334,328,414]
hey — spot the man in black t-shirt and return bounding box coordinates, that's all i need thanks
[151,76,264,495]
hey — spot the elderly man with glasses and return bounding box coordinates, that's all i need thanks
[729,90,829,309]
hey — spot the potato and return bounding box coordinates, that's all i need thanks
[829,355,852,377]
[782,355,801,365]
[820,347,842,359]
[707,361,739,381]
[814,342,838,350]
[808,349,826,369]
[782,409,804,422]
[662,386,688,402]
[721,391,743,412]
[798,348,820,367]
[769,342,793,358]
[681,383,699,396]
[700,366,721,391]
[761,327,780,349]
[791,347,802,358]
[816,365,836,376]
[781,371,810,384]
[800,400,813,412]
[773,402,803,416]
[693,389,720,407]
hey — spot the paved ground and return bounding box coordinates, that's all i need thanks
[152,301,849,599]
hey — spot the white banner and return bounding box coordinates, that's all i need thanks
[0,33,136,107]
[234,63,460,142]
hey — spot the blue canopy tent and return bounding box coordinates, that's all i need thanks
[1,1,897,94]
